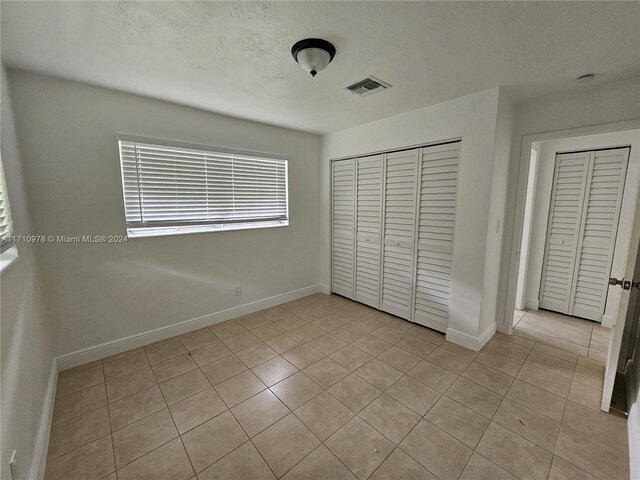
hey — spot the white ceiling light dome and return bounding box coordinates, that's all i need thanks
[291,38,336,77]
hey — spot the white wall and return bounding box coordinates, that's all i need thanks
[522,132,640,325]
[322,88,502,347]
[514,143,540,310]
[1,65,55,480]
[500,77,640,331]
[8,70,323,357]
[479,91,516,334]
[514,78,640,138]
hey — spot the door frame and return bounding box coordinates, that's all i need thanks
[502,120,640,334]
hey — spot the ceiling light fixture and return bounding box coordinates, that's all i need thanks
[291,38,336,78]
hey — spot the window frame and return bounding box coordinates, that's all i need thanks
[0,153,15,253]
[0,154,18,275]
[117,135,290,238]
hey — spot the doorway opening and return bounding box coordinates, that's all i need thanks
[506,124,640,413]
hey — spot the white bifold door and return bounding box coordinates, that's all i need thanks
[355,155,384,308]
[412,143,460,332]
[381,149,419,319]
[331,159,355,298]
[330,141,461,333]
[540,147,630,321]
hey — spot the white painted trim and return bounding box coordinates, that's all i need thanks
[29,359,58,480]
[601,314,615,329]
[0,245,19,275]
[525,298,539,310]
[478,323,497,350]
[445,328,476,350]
[503,119,640,334]
[626,356,639,480]
[446,322,496,351]
[57,284,329,371]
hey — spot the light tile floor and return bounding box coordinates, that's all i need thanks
[46,293,628,480]
[513,308,611,362]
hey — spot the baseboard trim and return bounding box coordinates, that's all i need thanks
[446,323,496,352]
[478,323,497,349]
[601,314,615,328]
[57,284,329,371]
[29,359,58,480]
[525,298,539,310]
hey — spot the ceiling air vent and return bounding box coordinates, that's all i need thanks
[345,76,391,97]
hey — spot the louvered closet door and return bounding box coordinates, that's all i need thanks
[355,155,383,308]
[412,142,460,332]
[381,149,419,319]
[540,152,590,314]
[332,159,356,298]
[570,148,629,321]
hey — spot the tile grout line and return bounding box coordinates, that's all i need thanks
[156,349,201,478]
[112,342,195,476]
[211,302,354,478]
[513,309,604,354]
[313,336,455,478]
[46,296,618,480]
[514,323,592,349]
[199,316,416,477]
[49,385,109,428]
[490,334,613,479]
[45,299,372,476]
[285,365,403,479]
[108,349,182,475]
[163,392,199,478]
[213,313,414,477]
[190,377,263,478]
[211,361,319,478]
[167,335,265,477]
[460,340,537,480]
[102,359,118,479]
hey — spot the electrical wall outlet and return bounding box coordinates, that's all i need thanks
[234,285,242,296]
[9,450,17,480]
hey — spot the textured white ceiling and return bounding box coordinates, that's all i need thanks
[2,1,639,134]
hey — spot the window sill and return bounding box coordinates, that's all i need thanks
[127,220,289,239]
[0,245,19,275]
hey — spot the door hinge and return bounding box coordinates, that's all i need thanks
[609,277,632,290]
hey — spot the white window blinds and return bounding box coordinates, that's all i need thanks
[118,137,289,237]
[0,155,14,252]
